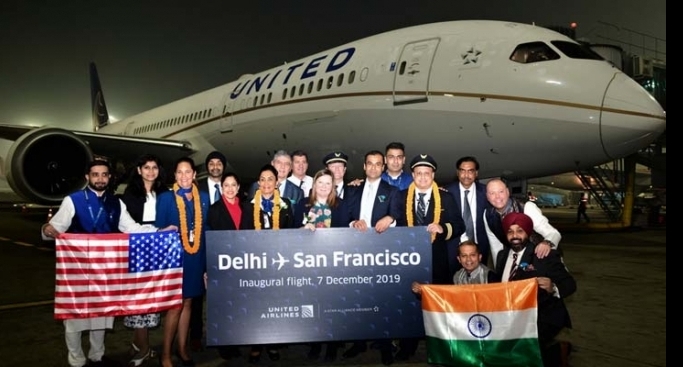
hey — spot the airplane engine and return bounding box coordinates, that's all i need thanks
[6,127,93,205]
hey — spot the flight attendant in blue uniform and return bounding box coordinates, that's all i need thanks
[155,157,210,367]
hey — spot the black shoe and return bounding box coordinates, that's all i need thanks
[394,348,413,361]
[323,345,338,362]
[381,348,394,366]
[267,349,280,361]
[307,344,322,360]
[342,342,367,359]
[218,346,242,360]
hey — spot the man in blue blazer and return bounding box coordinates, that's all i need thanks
[343,150,401,365]
[446,156,492,273]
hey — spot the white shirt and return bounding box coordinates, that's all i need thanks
[359,179,380,224]
[502,248,527,282]
[207,177,222,204]
[142,192,157,223]
[288,175,313,197]
[43,194,157,241]
[460,183,478,243]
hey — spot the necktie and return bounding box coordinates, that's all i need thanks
[463,189,475,240]
[337,184,344,198]
[213,183,221,204]
[360,183,373,224]
[416,193,426,225]
[509,252,519,280]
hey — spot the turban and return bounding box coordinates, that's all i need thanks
[502,212,533,236]
[205,151,226,168]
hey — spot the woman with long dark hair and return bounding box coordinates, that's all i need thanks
[119,154,168,366]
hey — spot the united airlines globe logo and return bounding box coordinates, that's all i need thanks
[467,314,492,338]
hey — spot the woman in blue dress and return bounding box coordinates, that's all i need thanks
[155,157,209,367]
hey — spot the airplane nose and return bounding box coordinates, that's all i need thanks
[599,72,666,159]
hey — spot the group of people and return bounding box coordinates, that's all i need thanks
[43,141,575,367]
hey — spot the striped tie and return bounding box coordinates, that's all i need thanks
[509,253,519,280]
[416,193,426,225]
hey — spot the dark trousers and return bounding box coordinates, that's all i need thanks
[189,294,204,341]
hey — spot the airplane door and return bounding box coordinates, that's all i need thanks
[219,94,234,133]
[393,38,440,105]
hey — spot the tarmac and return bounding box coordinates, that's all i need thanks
[0,206,666,367]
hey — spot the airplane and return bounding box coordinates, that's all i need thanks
[0,20,666,205]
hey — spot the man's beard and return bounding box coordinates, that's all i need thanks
[508,237,531,252]
[88,182,108,192]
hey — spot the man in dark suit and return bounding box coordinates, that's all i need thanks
[343,150,402,365]
[496,212,576,367]
[446,156,492,273]
[191,150,227,352]
[394,154,466,361]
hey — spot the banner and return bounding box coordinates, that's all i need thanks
[54,230,183,320]
[421,279,542,367]
[205,227,432,345]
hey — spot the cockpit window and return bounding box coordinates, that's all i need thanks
[509,42,560,63]
[551,41,604,60]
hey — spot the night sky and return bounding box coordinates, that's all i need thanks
[0,0,666,130]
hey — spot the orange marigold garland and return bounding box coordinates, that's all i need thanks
[405,182,441,242]
[173,183,202,254]
[253,189,281,230]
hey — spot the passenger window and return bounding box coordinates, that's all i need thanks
[299,84,304,96]
[327,76,333,89]
[348,70,355,84]
[308,81,313,94]
[282,88,288,100]
[317,79,323,91]
[337,73,344,87]
[267,92,272,103]
[399,61,406,75]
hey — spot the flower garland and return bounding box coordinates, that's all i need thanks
[253,189,281,230]
[405,182,441,242]
[173,183,202,254]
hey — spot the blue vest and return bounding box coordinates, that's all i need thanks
[67,189,122,233]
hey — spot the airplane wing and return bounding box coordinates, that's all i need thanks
[0,123,194,204]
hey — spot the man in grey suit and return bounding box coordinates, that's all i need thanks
[446,156,492,273]
[344,150,401,365]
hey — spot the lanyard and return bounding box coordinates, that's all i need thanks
[84,189,106,228]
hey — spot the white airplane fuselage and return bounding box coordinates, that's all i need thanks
[1,20,666,204]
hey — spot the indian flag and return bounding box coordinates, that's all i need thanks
[421,278,542,367]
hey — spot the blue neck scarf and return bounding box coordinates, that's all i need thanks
[261,197,274,213]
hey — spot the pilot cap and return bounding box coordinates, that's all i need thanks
[502,212,534,237]
[205,151,226,168]
[410,154,438,171]
[323,151,348,166]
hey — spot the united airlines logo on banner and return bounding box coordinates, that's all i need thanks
[205,227,432,345]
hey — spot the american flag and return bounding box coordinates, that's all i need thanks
[54,230,183,320]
